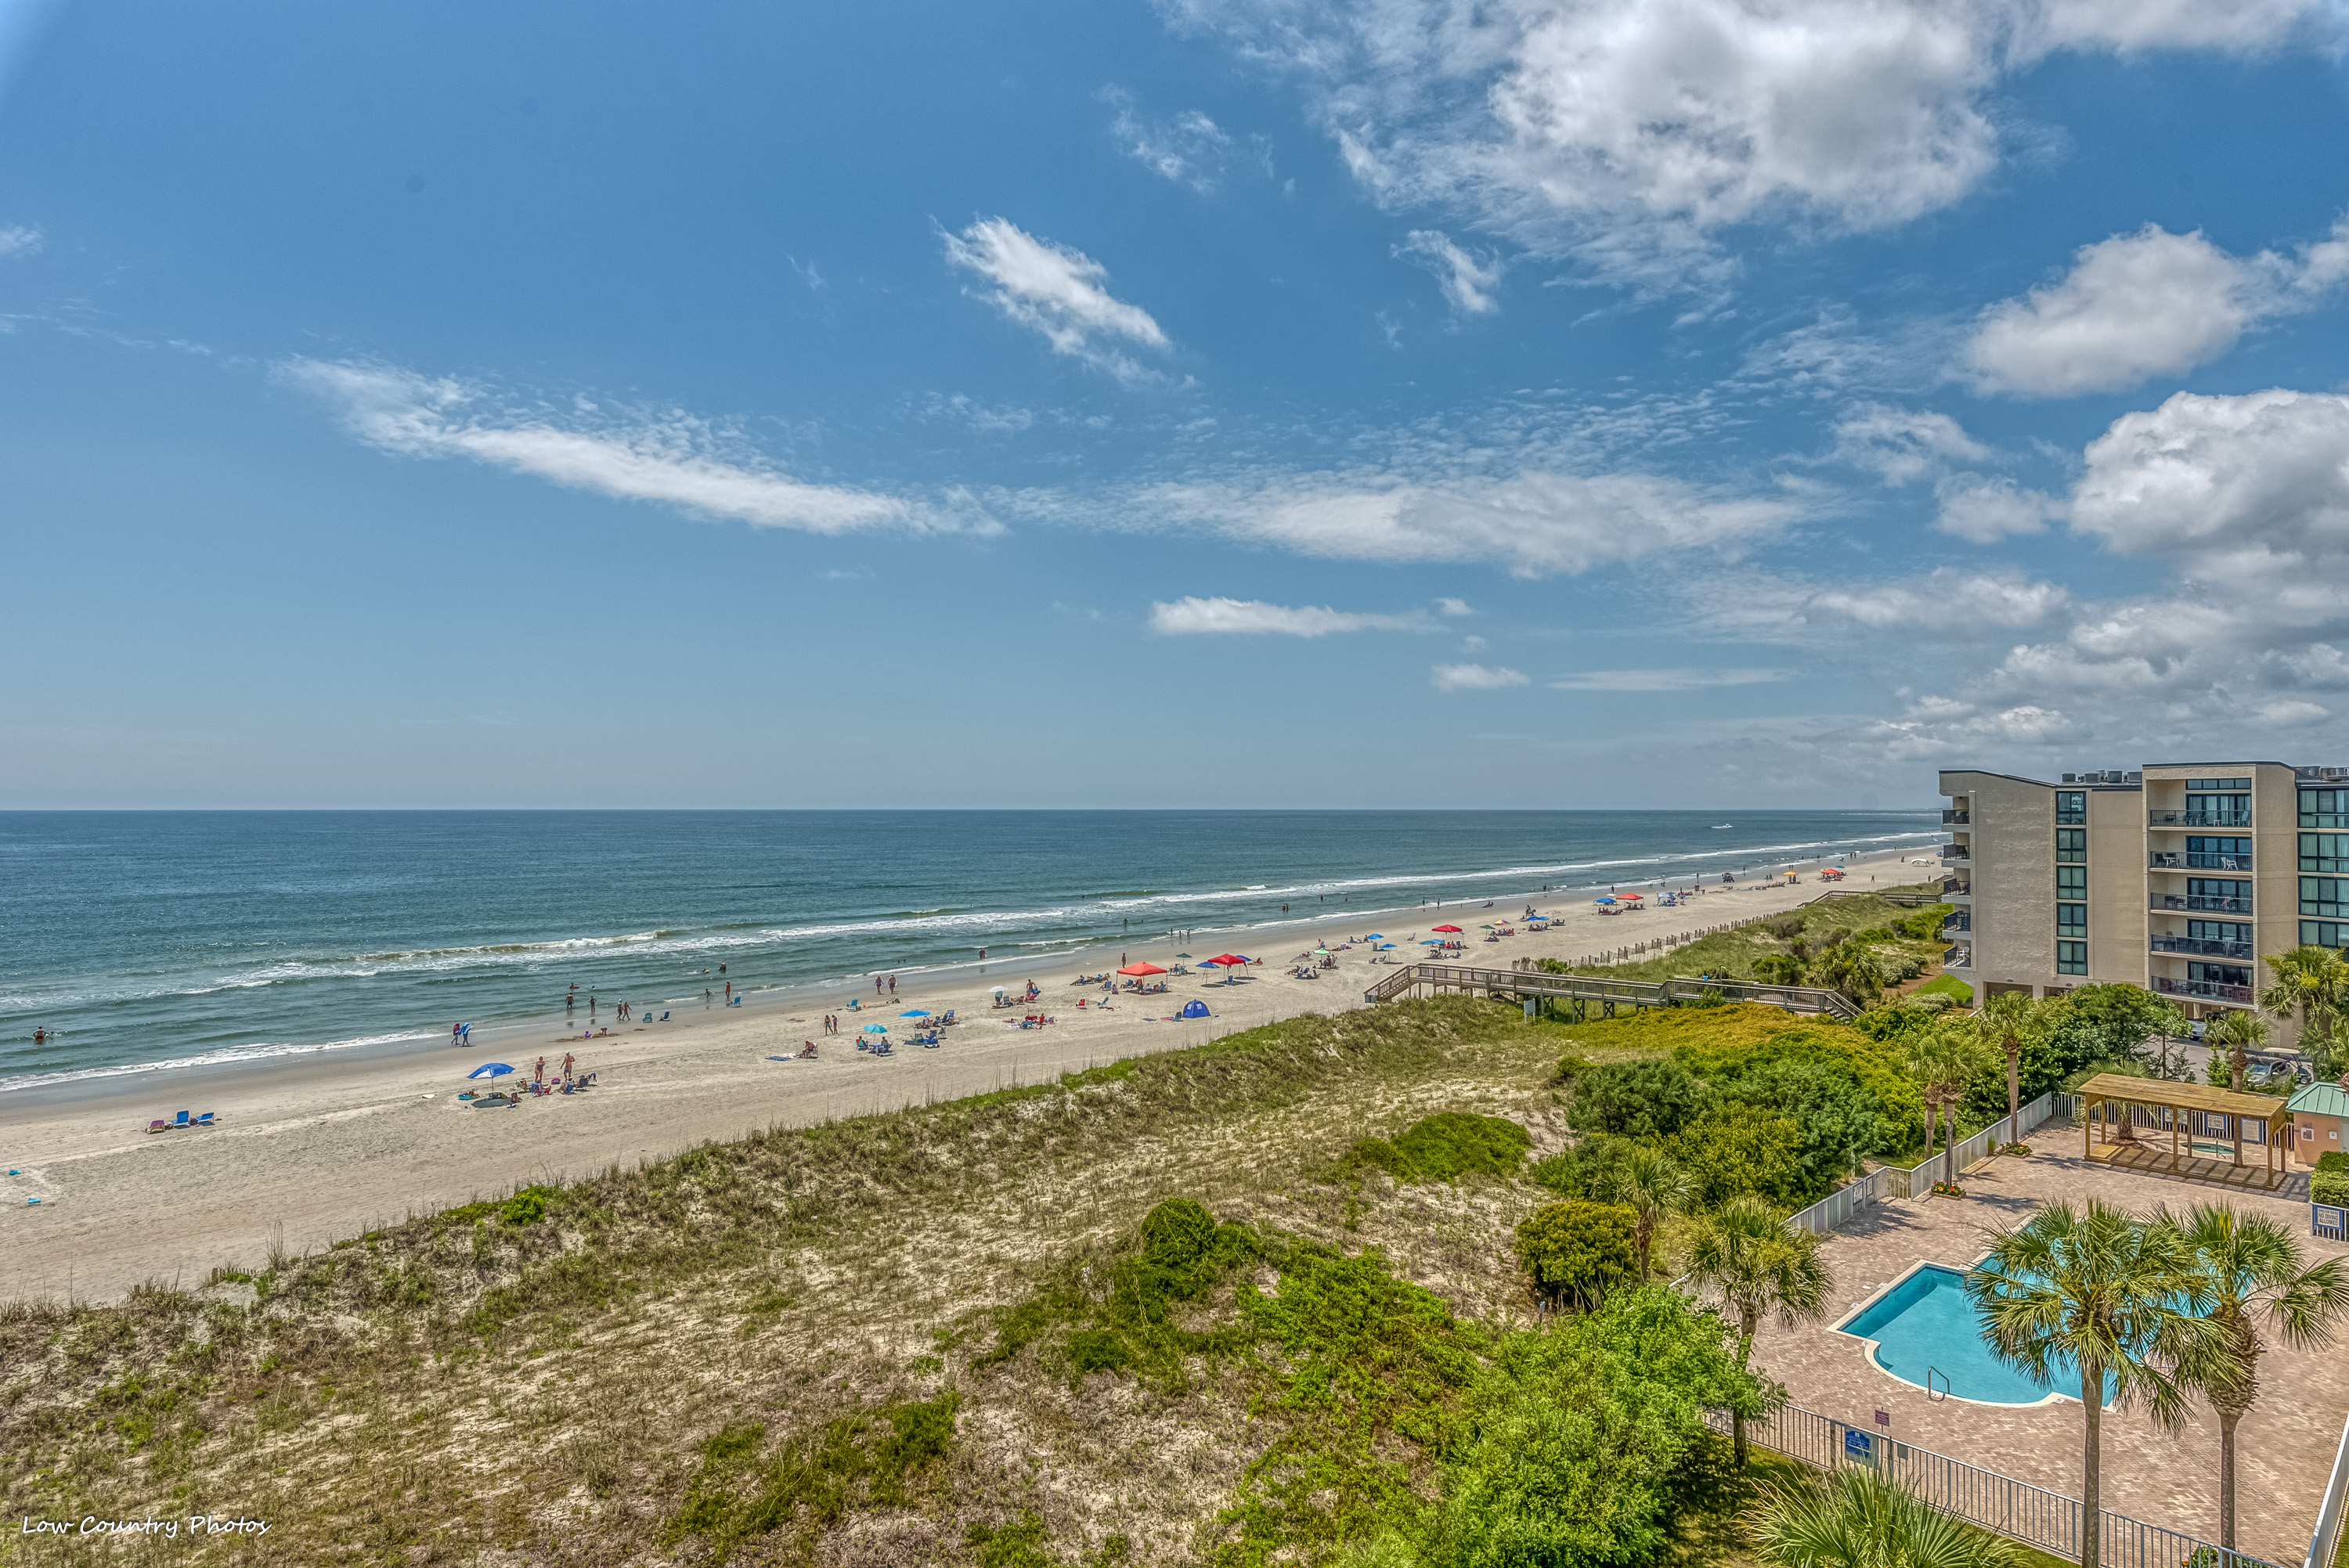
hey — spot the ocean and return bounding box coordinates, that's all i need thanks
[0,810,1939,1088]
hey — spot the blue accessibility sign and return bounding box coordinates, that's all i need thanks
[1844,1429,1875,1462]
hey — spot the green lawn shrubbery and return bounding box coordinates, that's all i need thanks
[1347,1112,1532,1186]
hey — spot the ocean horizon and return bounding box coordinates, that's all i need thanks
[0,809,1940,1089]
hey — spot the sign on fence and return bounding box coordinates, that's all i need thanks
[1844,1428,1874,1462]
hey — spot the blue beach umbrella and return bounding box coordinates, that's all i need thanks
[862,1023,888,1033]
[899,1009,930,1018]
[466,1063,514,1080]
[1366,933,1384,939]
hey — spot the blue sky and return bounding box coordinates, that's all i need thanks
[5,0,2349,808]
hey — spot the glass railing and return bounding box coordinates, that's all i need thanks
[1942,809,1968,824]
[1941,878,1968,896]
[1939,844,1968,860]
[2154,976,2254,1004]
[2149,852,2252,871]
[2150,935,2256,959]
[1943,945,1972,969]
[2158,894,2252,914]
[1941,915,1970,933]
[2149,811,2253,827]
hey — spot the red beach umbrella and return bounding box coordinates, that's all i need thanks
[1117,962,1167,976]
[1431,924,1463,933]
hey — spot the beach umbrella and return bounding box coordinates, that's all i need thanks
[1174,952,1192,959]
[1117,962,1166,976]
[466,1062,514,1080]
[1366,933,1384,939]
[1312,947,1332,954]
[1207,953,1249,966]
[990,985,1009,993]
[1432,924,1463,933]
[899,1009,930,1018]
[862,1023,888,1033]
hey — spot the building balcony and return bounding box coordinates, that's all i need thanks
[1942,914,1971,934]
[1939,843,1969,861]
[2149,852,2253,871]
[1943,944,1972,970]
[2149,811,2254,828]
[2158,893,2253,914]
[2153,976,2255,1005]
[1943,809,1969,824]
[1942,878,1969,899]
[2151,935,2257,961]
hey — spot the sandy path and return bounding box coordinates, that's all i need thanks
[0,852,1935,1301]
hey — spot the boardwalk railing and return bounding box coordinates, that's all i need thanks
[2307,1415,2349,1568]
[1713,1402,2289,1568]
[1784,1093,2077,1235]
[1362,961,1861,1021]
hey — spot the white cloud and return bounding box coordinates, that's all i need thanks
[1396,229,1502,313]
[280,359,967,535]
[1719,567,2069,638]
[1166,0,2336,288]
[1832,402,1989,484]
[2069,388,2349,565]
[1550,668,1786,690]
[941,218,1171,380]
[1432,662,1529,690]
[1958,218,2349,396]
[1436,597,1474,616]
[1148,597,1433,635]
[1934,474,2058,542]
[1103,88,1243,191]
[0,224,39,258]
[1117,467,1804,578]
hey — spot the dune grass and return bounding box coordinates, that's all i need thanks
[1544,885,1949,986]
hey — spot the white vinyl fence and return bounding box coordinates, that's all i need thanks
[2307,1415,2349,1568]
[1784,1091,2078,1237]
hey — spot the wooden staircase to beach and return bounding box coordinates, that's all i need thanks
[1362,961,1863,1022]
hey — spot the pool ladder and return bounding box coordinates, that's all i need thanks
[1925,1366,1950,1402]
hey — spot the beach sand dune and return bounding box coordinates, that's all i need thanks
[0,853,1934,1301]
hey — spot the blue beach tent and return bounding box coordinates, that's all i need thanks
[1178,1000,1211,1018]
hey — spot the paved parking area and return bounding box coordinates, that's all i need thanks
[1742,1134,2348,1565]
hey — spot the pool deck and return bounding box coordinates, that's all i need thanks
[1744,1133,2349,1566]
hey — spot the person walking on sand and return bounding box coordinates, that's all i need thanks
[453,1022,463,1047]
[562,1051,575,1078]
[534,1055,546,1083]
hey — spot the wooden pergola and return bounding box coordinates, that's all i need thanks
[2078,1072,2292,1190]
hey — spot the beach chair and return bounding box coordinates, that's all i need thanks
[171,1111,190,1129]
[194,1112,215,1127]
[146,1119,170,1134]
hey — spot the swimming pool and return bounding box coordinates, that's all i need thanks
[1837,1263,2110,1407]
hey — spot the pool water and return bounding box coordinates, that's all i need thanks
[1837,1264,2110,1406]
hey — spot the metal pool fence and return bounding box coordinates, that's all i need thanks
[1712,1401,2289,1568]
[1783,1092,2080,1237]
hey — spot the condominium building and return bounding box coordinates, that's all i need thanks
[1936,761,2349,1025]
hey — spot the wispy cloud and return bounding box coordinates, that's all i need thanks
[1102,88,1251,192]
[1395,229,1502,314]
[0,223,41,258]
[1550,668,1787,690]
[941,217,1170,381]
[1149,597,1432,635]
[280,359,978,535]
[1432,662,1528,690]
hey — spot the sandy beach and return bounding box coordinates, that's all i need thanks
[0,849,1935,1301]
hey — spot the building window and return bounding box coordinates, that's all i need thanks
[2188,920,2252,943]
[2058,903,2087,936]
[2303,834,2349,874]
[2188,961,2252,987]
[2188,777,2252,791]
[2056,940,2088,975]
[2056,790,2086,825]
[2304,921,2349,950]
[2057,865,2088,898]
[2304,789,2349,830]
[2056,827,2087,863]
[2186,792,2251,827]
[2304,878,2349,920]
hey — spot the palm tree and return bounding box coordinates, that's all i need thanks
[2206,1009,2269,1092]
[1966,1202,2217,1568]
[1972,992,2044,1148]
[1908,1022,1991,1189]
[2158,1202,2349,1550]
[1748,1467,2019,1568]
[1593,1143,1695,1282]
[1684,1194,1831,1466]
[2260,944,2349,1053]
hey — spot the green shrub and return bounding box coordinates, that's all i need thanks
[1514,1202,1636,1313]
[500,1186,557,1227]
[2317,1152,2349,1175]
[2314,1172,2349,1207]
[1567,1061,1707,1141]
[1898,904,1956,939]
[1348,1112,1531,1185]
[1528,1136,1636,1201]
[666,1395,959,1564]
[1665,1105,1817,1209]
[1673,1026,1925,1155]
[1435,1289,1767,1568]
[1709,1059,1888,1193]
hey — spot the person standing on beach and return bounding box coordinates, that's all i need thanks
[724,981,731,1000]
